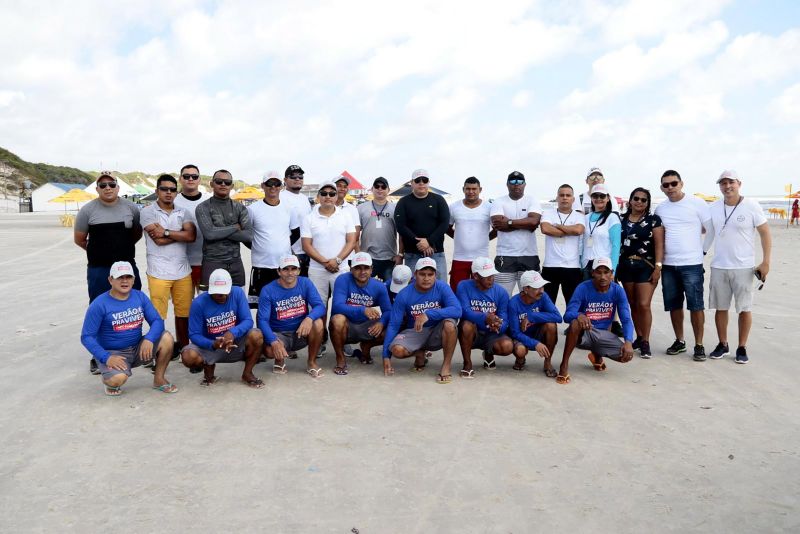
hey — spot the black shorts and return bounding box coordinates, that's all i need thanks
[248,267,280,308]
[495,255,540,273]
[616,258,654,284]
[201,258,246,289]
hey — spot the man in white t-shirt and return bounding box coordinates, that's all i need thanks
[334,175,361,257]
[247,171,301,309]
[280,164,313,276]
[654,170,713,361]
[446,176,494,292]
[705,170,771,364]
[172,163,211,295]
[573,167,618,213]
[490,171,542,295]
[540,184,585,305]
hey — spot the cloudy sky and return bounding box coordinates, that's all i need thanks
[1,0,799,198]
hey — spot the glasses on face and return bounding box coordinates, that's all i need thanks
[508,179,525,185]
[588,175,603,182]
[631,196,648,203]
[97,182,117,189]
[591,193,607,199]
[661,180,680,189]
[373,184,388,190]
[264,182,281,188]
[286,174,303,180]
[158,186,178,193]
[319,190,337,197]
[181,173,199,180]
[413,177,429,184]
[214,179,233,186]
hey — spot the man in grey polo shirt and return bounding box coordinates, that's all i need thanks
[357,176,403,282]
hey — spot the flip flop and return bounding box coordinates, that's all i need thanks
[436,373,452,384]
[272,363,287,375]
[104,385,122,397]
[287,351,298,359]
[200,376,220,387]
[513,358,526,371]
[460,369,475,379]
[410,363,427,372]
[556,374,571,385]
[483,356,496,370]
[242,377,265,389]
[307,368,324,378]
[333,366,349,376]
[543,368,558,378]
[587,352,607,371]
[152,383,178,394]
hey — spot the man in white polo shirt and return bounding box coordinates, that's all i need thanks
[540,183,585,305]
[654,170,713,361]
[490,171,542,295]
[447,176,494,293]
[705,170,771,364]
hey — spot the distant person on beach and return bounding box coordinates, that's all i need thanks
[181,269,265,388]
[447,176,494,292]
[394,169,451,281]
[74,172,143,375]
[173,164,210,294]
[357,177,403,282]
[574,167,617,213]
[80,261,177,396]
[280,165,313,276]
[507,270,562,377]
[540,184,584,305]
[705,170,772,364]
[792,199,799,226]
[139,174,197,356]
[195,169,252,289]
[490,171,543,295]
[557,257,634,385]
[654,170,713,361]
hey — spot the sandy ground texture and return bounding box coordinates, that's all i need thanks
[1,212,799,533]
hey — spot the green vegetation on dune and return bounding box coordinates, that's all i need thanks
[0,147,93,187]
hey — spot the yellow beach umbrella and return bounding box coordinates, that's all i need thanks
[49,189,97,211]
[693,192,719,203]
[232,186,264,201]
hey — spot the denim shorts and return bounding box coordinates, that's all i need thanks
[661,264,705,312]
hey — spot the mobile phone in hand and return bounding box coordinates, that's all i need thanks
[755,269,764,290]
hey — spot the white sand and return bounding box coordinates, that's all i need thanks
[1,212,798,532]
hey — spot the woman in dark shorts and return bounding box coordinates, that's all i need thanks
[617,188,664,357]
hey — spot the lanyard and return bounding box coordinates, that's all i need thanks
[588,213,601,236]
[557,210,572,225]
[721,197,743,231]
[372,201,387,218]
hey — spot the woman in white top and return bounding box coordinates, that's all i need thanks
[581,183,621,279]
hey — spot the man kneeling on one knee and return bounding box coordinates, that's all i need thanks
[558,257,634,384]
[507,270,562,377]
[455,256,514,378]
[181,269,265,388]
[80,261,177,396]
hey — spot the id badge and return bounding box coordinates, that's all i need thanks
[375,219,383,229]
[586,237,594,247]
[718,227,725,237]
[623,238,631,247]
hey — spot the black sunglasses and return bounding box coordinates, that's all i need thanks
[413,177,429,184]
[661,180,680,188]
[373,184,388,189]
[319,190,337,197]
[631,196,648,202]
[264,182,282,188]
[591,193,607,199]
[158,186,178,193]
[97,182,117,189]
[214,179,233,186]
[181,173,199,180]
[508,179,525,185]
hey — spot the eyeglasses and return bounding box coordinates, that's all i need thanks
[214,179,233,186]
[373,184,388,190]
[181,173,199,180]
[588,175,604,182]
[591,193,607,199]
[264,182,282,188]
[661,180,680,189]
[97,182,117,189]
[286,174,304,179]
[319,190,337,197]
[508,179,525,185]
[158,186,178,193]
[631,196,648,203]
[413,177,429,184]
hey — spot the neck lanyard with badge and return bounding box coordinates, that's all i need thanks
[372,200,387,229]
[621,215,639,249]
[719,197,743,237]
[586,213,601,248]
[556,210,571,243]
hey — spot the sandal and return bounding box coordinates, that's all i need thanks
[556,374,571,384]
[287,351,298,359]
[543,368,558,378]
[104,385,122,397]
[333,366,349,376]
[410,362,427,373]
[306,368,324,378]
[242,377,265,389]
[460,369,475,379]
[587,352,607,372]
[272,363,287,375]
[353,349,374,365]
[436,373,452,384]
[200,376,220,387]
[483,356,496,370]
[152,383,178,394]
[513,357,526,371]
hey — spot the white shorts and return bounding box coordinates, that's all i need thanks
[307,267,349,304]
[709,267,755,313]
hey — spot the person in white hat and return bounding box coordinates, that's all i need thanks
[180,269,266,388]
[454,257,514,378]
[573,167,617,213]
[80,261,177,396]
[383,257,462,383]
[257,255,327,377]
[704,170,771,364]
[386,264,413,302]
[581,183,621,278]
[329,252,393,372]
[507,270,562,377]
[558,258,634,384]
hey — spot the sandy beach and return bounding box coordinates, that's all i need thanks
[1,212,798,533]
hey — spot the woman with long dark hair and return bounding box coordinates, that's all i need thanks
[618,187,664,357]
[581,183,621,279]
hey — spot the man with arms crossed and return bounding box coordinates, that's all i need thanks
[507,270,562,377]
[173,164,210,294]
[654,170,713,360]
[357,177,403,282]
[540,184,585,305]
[447,176,495,292]
[705,170,771,364]
[383,257,462,383]
[81,261,177,396]
[557,258,634,384]
[456,257,513,378]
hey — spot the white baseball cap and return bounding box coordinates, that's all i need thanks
[717,169,741,183]
[471,256,498,277]
[208,269,233,295]
[592,257,613,271]
[261,170,282,184]
[351,252,373,268]
[109,261,135,279]
[411,169,429,180]
[279,255,300,269]
[586,167,604,178]
[390,264,413,293]
[318,181,337,192]
[590,184,610,196]
[519,270,549,289]
[415,257,437,272]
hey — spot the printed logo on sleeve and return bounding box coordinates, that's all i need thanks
[275,295,308,321]
[206,310,237,335]
[111,306,144,332]
[585,301,614,322]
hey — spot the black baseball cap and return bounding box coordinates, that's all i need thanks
[373,176,389,187]
[285,165,304,177]
[507,171,525,182]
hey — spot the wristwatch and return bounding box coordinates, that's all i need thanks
[655,262,662,268]
[507,220,513,227]
[164,229,170,238]
[335,257,342,265]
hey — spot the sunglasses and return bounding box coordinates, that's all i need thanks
[413,177,429,184]
[661,180,680,189]
[508,179,525,185]
[319,190,337,197]
[97,182,117,189]
[158,186,178,193]
[264,182,282,188]
[214,179,233,186]
[631,196,648,202]
[591,193,607,199]
[373,184,388,189]
[181,173,199,180]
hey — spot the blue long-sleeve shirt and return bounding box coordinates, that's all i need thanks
[81,289,164,364]
[507,292,563,349]
[564,280,634,342]
[383,279,462,358]
[257,276,326,344]
[331,273,392,326]
[455,279,509,334]
[188,287,253,349]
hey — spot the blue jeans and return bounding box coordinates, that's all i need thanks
[87,263,142,303]
[404,252,447,282]
[661,264,704,312]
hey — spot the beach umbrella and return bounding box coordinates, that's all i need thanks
[49,189,96,212]
[232,186,264,201]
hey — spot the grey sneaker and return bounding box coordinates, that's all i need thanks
[709,342,729,359]
[735,346,749,364]
[693,344,707,362]
[666,339,686,355]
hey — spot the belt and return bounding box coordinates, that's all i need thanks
[627,255,654,269]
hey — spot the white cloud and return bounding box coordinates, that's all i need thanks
[770,83,800,123]
[512,90,531,108]
[600,0,730,44]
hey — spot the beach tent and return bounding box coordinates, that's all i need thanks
[232,186,265,201]
[31,182,91,212]
[388,181,450,198]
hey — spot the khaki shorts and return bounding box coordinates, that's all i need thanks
[147,274,193,318]
[709,267,755,313]
[390,319,456,354]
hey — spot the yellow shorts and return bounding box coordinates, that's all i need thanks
[147,274,193,318]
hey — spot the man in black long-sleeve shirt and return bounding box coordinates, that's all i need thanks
[394,169,450,282]
[195,169,253,289]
